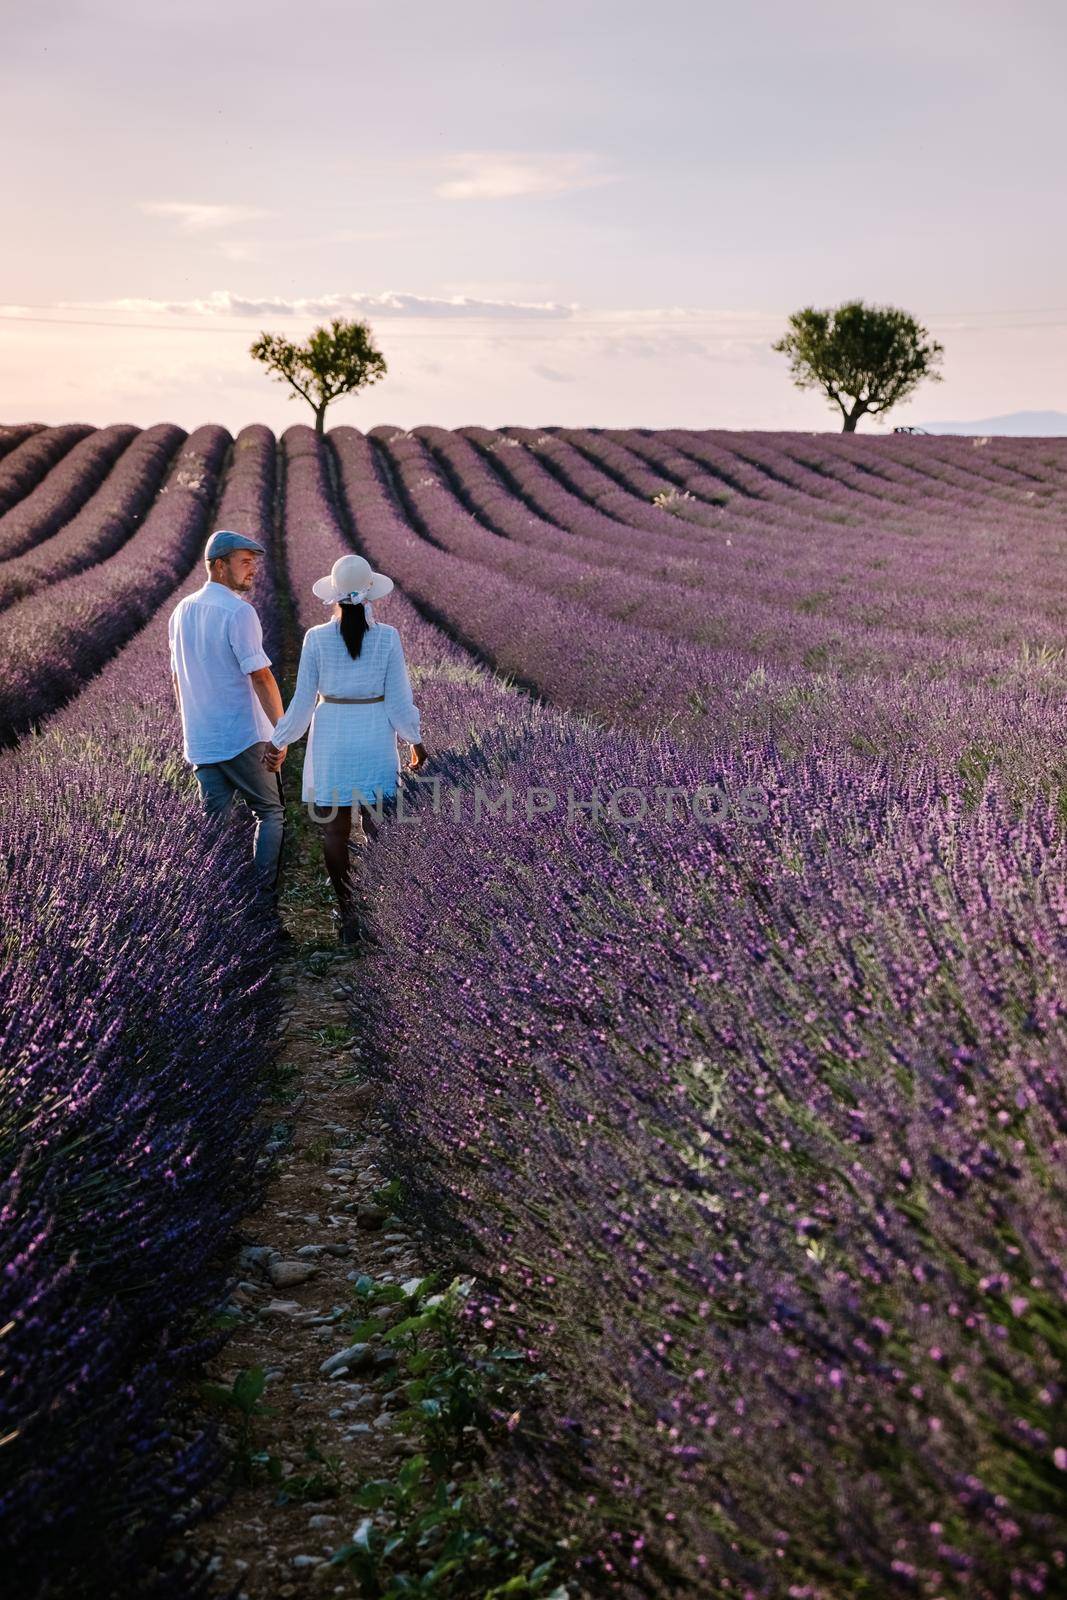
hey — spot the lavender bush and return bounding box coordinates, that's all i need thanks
[0,422,94,518]
[0,426,229,745]
[376,428,1056,683]
[0,424,282,1600]
[329,425,1066,809]
[0,423,186,610]
[344,604,1067,1598]
[0,423,139,560]
[304,424,1067,1594]
[484,426,1066,657]
[278,423,350,630]
[0,422,45,463]
[0,759,277,1598]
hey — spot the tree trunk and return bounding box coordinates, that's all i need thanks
[314,404,327,435]
[842,412,858,432]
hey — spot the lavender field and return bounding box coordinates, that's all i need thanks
[2,418,1065,1599]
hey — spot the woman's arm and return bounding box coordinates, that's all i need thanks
[265,630,320,756]
[383,628,423,746]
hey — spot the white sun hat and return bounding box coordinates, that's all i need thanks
[312,553,394,609]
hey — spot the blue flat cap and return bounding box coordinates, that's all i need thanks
[205,528,267,560]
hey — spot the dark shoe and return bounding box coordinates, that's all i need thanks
[253,884,294,945]
[332,908,362,946]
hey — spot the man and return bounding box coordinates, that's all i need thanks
[168,530,290,910]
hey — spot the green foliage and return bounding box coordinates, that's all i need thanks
[327,1273,566,1598]
[300,1131,334,1165]
[199,1365,279,1485]
[313,1021,355,1047]
[263,1058,300,1105]
[372,1175,405,1210]
[249,316,387,433]
[303,949,337,980]
[772,299,944,431]
[202,1277,567,1594]
[274,1437,348,1504]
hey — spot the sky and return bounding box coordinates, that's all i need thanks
[2,0,1066,432]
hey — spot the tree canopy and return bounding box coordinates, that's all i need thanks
[250,316,387,434]
[772,300,944,432]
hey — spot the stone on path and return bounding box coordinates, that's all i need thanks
[269,1259,319,1288]
[320,1342,374,1377]
[263,1299,303,1318]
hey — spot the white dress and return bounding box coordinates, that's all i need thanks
[270,619,422,806]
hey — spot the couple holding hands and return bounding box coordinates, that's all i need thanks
[169,531,427,944]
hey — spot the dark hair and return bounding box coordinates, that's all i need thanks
[338,600,369,659]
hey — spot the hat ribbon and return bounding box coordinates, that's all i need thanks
[322,583,371,607]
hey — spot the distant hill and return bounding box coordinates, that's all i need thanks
[914,409,1067,436]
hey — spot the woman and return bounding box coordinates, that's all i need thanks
[264,553,427,943]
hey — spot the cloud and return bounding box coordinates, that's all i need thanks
[140,201,273,231]
[8,293,786,376]
[57,288,580,320]
[434,151,619,201]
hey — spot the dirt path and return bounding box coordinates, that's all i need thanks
[172,822,435,1597]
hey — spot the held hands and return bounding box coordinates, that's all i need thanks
[408,741,429,772]
[262,741,287,773]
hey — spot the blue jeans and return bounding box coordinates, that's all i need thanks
[193,740,286,893]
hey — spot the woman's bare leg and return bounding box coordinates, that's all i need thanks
[320,804,356,916]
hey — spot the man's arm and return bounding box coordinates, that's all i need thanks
[228,604,284,727]
[252,666,287,772]
[172,669,182,717]
[249,665,285,726]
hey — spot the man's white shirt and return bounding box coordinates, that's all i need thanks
[168,580,275,764]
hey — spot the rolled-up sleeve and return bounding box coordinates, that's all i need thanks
[271,630,320,747]
[227,602,271,675]
[383,629,421,743]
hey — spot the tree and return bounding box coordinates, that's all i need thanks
[772,299,944,432]
[250,316,387,434]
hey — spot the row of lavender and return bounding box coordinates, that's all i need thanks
[2,420,1061,722]
[355,709,1067,1599]
[0,424,187,610]
[567,426,1067,514]
[328,426,1064,812]
[6,421,1061,669]
[0,427,231,744]
[0,422,94,516]
[278,424,472,677]
[379,425,1009,682]
[382,424,1066,684]
[566,425,1066,649]
[0,421,45,462]
[273,426,1067,1597]
[476,424,1065,549]
[0,424,149,560]
[0,427,284,1599]
[489,426,1064,630]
